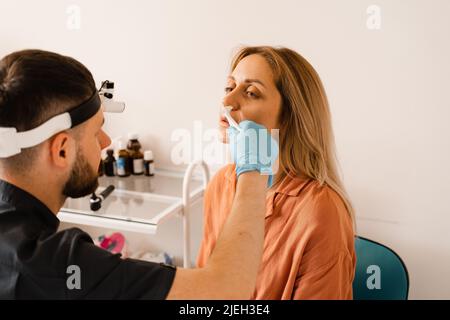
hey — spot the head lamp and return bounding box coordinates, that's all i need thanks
[0,80,125,158]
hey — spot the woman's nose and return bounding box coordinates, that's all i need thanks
[222,90,240,110]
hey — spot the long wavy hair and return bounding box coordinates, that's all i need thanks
[231,46,355,222]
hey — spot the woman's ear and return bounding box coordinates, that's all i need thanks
[49,132,74,168]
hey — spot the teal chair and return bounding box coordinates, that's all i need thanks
[353,236,409,300]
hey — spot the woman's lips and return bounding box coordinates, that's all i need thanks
[219,114,230,128]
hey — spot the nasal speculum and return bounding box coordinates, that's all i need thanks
[223,106,242,132]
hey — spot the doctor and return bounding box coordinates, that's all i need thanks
[0,49,277,299]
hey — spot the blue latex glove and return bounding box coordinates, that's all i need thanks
[227,120,279,187]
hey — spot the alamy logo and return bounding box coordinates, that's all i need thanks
[66,265,81,290]
[66,5,81,30]
[366,265,381,290]
[366,5,381,30]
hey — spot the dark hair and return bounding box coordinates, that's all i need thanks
[0,49,96,169]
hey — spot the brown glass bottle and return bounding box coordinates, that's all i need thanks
[104,149,116,177]
[127,133,144,175]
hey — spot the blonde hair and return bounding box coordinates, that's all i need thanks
[231,46,355,223]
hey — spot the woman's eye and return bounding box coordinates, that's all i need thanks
[246,91,258,98]
[225,87,233,93]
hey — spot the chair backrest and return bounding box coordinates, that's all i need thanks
[353,236,409,300]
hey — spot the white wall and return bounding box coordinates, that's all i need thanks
[1,0,449,299]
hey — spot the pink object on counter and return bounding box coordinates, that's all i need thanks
[98,232,126,255]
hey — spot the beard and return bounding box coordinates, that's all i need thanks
[62,150,99,198]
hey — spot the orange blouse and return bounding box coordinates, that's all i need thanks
[197,164,356,300]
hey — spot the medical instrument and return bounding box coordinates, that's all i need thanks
[90,185,115,211]
[98,81,126,113]
[223,106,242,132]
[0,80,125,158]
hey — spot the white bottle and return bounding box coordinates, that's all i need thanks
[144,150,155,176]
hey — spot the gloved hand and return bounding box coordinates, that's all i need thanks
[227,120,279,187]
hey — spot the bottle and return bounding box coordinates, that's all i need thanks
[144,150,155,176]
[104,149,116,177]
[127,133,144,175]
[117,141,131,177]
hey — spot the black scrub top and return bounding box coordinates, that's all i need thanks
[0,179,176,299]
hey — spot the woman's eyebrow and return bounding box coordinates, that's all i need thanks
[228,76,266,88]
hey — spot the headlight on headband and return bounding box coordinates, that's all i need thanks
[0,80,125,158]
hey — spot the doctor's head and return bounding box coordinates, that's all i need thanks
[0,49,111,203]
[222,46,354,220]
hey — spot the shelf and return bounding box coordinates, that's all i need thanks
[58,169,205,234]
[98,169,203,198]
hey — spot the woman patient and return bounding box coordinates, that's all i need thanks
[197,46,356,299]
